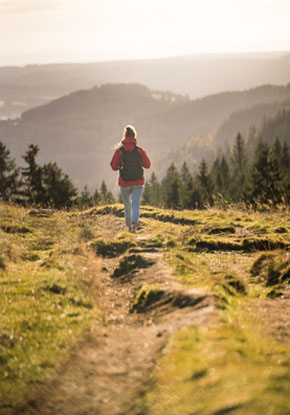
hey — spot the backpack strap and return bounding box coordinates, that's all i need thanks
[120,145,139,153]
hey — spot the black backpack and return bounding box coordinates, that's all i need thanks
[119,146,144,182]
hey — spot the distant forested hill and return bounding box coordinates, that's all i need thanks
[254,108,290,147]
[161,105,290,178]
[1,82,290,191]
[1,52,290,119]
[214,97,290,150]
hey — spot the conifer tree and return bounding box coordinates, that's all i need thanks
[93,188,101,205]
[42,162,77,209]
[78,186,94,209]
[142,182,151,205]
[278,141,290,203]
[180,162,194,209]
[245,140,283,207]
[211,157,221,191]
[161,163,181,209]
[272,137,282,163]
[148,172,161,207]
[220,156,230,196]
[211,156,230,199]
[196,158,213,208]
[230,132,248,201]
[180,162,190,183]
[100,180,108,200]
[21,144,45,205]
[100,180,115,204]
[0,141,19,202]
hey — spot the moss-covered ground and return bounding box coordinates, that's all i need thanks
[1,202,290,415]
[123,205,290,415]
[0,204,105,412]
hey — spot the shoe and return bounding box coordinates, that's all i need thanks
[128,225,132,232]
[131,222,138,233]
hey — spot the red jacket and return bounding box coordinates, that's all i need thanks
[110,137,151,187]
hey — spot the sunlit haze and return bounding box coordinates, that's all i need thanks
[0,0,290,66]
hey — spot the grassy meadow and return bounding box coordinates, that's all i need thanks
[1,202,290,415]
[0,203,103,412]
[128,205,290,415]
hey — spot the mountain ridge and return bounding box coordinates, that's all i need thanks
[1,52,290,119]
[1,81,290,191]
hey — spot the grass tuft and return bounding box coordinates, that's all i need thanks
[112,254,154,279]
[131,284,163,313]
[90,237,136,258]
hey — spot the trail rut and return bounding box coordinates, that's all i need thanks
[15,217,219,415]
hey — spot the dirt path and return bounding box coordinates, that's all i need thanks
[245,286,290,346]
[16,216,219,415]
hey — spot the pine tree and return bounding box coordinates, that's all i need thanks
[211,156,230,200]
[281,142,290,172]
[142,182,151,205]
[161,163,181,209]
[21,144,45,205]
[279,141,290,203]
[100,180,115,205]
[78,186,94,209]
[220,156,230,196]
[42,162,77,209]
[100,180,108,200]
[149,172,161,207]
[272,137,282,164]
[196,159,213,208]
[142,172,161,207]
[93,188,101,205]
[0,142,19,202]
[180,162,194,209]
[245,140,283,207]
[211,157,221,191]
[230,132,248,201]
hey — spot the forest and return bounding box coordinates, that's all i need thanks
[1,82,290,192]
[1,127,289,210]
[1,74,290,415]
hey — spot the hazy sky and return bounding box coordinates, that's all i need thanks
[0,0,289,66]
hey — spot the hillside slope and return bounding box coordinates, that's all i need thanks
[1,203,290,415]
[1,82,290,190]
[1,52,290,119]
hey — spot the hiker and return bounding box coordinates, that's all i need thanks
[110,125,151,232]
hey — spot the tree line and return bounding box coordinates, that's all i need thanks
[1,133,289,210]
[0,142,115,209]
[142,133,290,209]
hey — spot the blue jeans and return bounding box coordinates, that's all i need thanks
[120,185,144,227]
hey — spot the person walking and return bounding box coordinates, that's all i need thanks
[110,125,151,232]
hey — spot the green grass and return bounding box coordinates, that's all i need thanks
[130,205,290,415]
[139,320,290,415]
[0,203,102,413]
[1,203,290,415]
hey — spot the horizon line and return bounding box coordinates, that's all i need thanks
[0,50,290,69]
